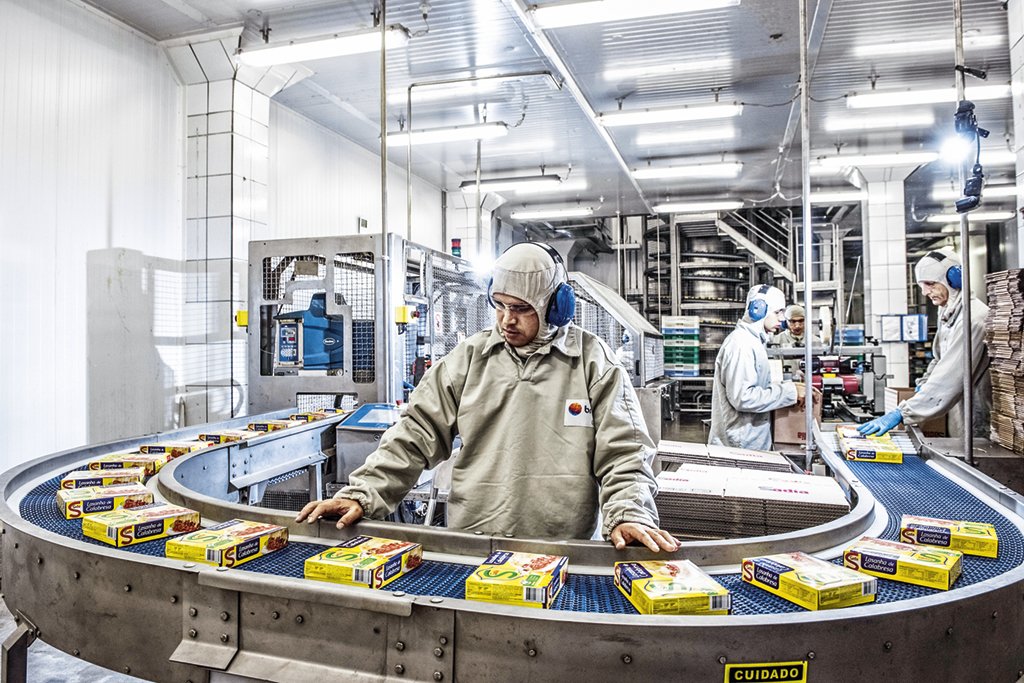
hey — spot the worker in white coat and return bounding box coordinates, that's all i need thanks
[296,242,679,552]
[709,285,805,450]
[773,304,806,348]
[859,250,991,438]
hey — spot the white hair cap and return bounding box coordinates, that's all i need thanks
[490,243,565,315]
[745,285,787,321]
[785,304,806,320]
[914,249,961,288]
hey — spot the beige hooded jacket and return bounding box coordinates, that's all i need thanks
[336,323,660,540]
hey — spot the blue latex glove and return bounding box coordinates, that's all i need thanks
[915,384,922,393]
[858,409,903,436]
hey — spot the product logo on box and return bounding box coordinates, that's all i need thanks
[341,535,372,548]
[860,552,897,575]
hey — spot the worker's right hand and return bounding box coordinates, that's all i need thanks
[295,498,364,530]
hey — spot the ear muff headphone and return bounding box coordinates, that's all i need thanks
[925,251,963,290]
[747,284,771,322]
[487,243,577,326]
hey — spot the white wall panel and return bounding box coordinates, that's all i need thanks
[267,103,443,249]
[0,0,183,470]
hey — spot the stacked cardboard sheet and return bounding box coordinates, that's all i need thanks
[984,269,1024,453]
[656,440,793,473]
[654,464,849,539]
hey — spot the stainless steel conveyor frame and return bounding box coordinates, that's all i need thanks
[2,417,1024,682]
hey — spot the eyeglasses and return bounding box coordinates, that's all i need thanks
[492,300,536,315]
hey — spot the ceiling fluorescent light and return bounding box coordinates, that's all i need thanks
[925,211,1014,223]
[824,112,935,132]
[633,162,743,180]
[847,84,1009,108]
[460,175,563,194]
[980,149,1016,166]
[236,25,409,67]
[814,151,938,168]
[810,190,865,203]
[653,200,743,213]
[605,58,732,81]
[511,207,594,220]
[599,103,742,127]
[636,126,735,147]
[853,34,1005,58]
[531,0,741,29]
[386,122,509,146]
[932,184,1016,200]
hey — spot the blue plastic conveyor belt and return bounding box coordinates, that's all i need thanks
[20,447,1024,615]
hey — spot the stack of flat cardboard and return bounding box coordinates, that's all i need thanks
[654,463,849,539]
[656,440,792,473]
[984,269,1024,452]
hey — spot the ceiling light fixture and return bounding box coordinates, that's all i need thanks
[853,34,1005,58]
[635,126,736,147]
[932,184,1016,200]
[236,25,409,67]
[925,211,1014,223]
[846,84,1009,108]
[511,207,594,220]
[531,0,741,29]
[604,58,733,82]
[633,162,743,180]
[652,200,743,213]
[460,174,563,194]
[814,151,938,168]
[599,103,743,127]
[809,190,866,203]
[386,122,509,146]
[824,112,935,132]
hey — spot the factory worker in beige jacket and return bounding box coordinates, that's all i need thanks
[297,242,679,552]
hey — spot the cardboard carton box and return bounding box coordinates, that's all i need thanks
[465,551,568,609]
[614,560,730,615]
[773,388,822,445]
[884,387,946,436]
[304,535,423,589]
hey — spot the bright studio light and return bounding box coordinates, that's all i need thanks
[386,122,509,146]
[652,200,743,213]
[633,162,743,180]
[511,207,594,220]
[531,0,740,29]
[236,26,408,67]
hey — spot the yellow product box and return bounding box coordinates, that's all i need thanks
[289,411,331,422]
[56,483,153,519]
[836,427,903,464]
[165,519,288,567]
[465,551,568,609]
[137,441,207,458]
[196,430,260,444]
[60,468,145,489]
[304,535,423,589]
[82,502,201,547]
[87,451,171,477]
[844,536,963,590]
[899,514,998,558]
[614,560,730,615]
[246,419,303,433]
[741,552,876,610]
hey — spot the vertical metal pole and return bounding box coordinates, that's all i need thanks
[379,1,394,404]
[475,139,483,256]
[953,0,975,466]
[799,0,815,470]
[1,621,34,683]
[407,85,414,241]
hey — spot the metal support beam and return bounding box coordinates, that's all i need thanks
[2,617,36,683]
[715,219,796,281]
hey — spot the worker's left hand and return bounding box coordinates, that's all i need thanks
[857,409,903,437]
[610,523,680,552]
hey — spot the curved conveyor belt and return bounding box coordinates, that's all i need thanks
[3,416,1024,682]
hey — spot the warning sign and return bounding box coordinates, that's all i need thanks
[724,661,807,682]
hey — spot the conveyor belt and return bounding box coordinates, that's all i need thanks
[21,436,1024,616]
